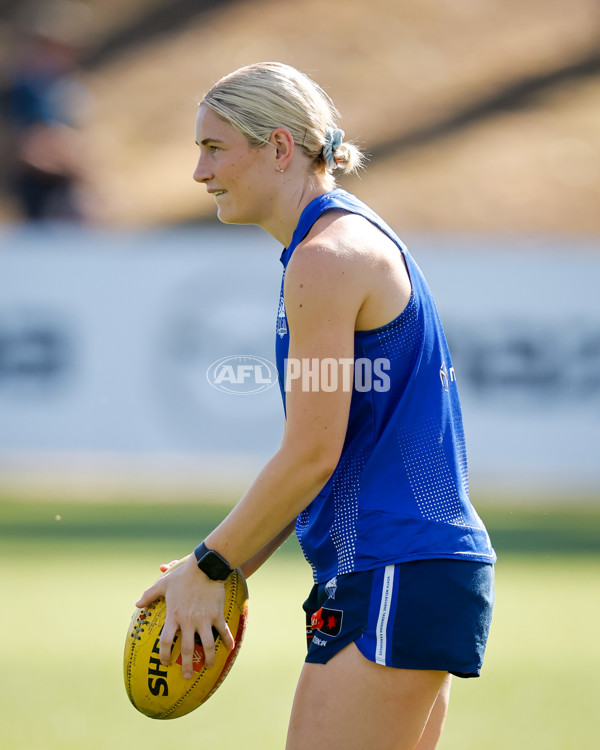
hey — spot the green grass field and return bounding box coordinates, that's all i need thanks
[1,496,599,749]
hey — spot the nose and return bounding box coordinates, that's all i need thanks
[193,152,212,184]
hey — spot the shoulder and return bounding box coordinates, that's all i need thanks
[281,212,380,333]
[287,211,381,277]
[284,212,373,307]
[286,210,402,290]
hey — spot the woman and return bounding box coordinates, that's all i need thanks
[136,62,496,750]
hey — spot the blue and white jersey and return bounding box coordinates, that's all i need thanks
[275,189,496,583]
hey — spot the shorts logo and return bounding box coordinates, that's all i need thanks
[325,576,338,600]
[310,607,343,637]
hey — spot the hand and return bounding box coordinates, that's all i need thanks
[135,554,235,679]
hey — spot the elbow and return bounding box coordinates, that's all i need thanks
[312,450,340,488]
[282,439,341,490]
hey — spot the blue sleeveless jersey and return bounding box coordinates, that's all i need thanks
[275,189,496,582]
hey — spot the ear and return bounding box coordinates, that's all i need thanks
[269,127,295,171]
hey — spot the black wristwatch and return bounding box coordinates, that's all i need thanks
[193,541,233,581]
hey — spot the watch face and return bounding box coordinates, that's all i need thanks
[200,550,231,580]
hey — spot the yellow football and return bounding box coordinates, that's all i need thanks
[124,562,248,719]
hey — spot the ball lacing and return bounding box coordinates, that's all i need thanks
[130,602,156,640]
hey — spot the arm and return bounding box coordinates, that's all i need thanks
[239,520,295,578]
[158,521,295,579]
[136,226,367,677]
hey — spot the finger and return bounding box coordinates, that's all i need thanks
[216,619,235,652]
[199,624,217,669]
[159,616,179,667]
[159,559,180,573]
[178,627,197,680]
[135,579,164,608]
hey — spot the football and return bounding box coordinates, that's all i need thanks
[123,560,249,719]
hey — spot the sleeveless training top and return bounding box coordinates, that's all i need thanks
[275,189,496,583]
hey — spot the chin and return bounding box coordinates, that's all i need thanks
[216,206,234,224]
[217,206,253,226]
[217,211,240,225]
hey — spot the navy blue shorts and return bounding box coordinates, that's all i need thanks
[303,559,494,678]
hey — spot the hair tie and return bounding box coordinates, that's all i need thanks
[322,127,345,169]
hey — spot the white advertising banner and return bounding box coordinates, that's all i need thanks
[415,237,600,494]
[0,225,598,494]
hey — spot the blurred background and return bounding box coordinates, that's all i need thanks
[1,0,599,496]
[1,2,599,749]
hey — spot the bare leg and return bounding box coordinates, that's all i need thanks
[286,643,448,750]
[415,674,452,750]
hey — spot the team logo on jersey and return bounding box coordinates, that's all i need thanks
[276,296,288,339]
[310,607,343,637]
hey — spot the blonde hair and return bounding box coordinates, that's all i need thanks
[201,62,365,185]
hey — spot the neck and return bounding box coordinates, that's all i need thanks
[260,175,333,247]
